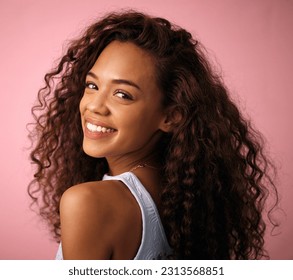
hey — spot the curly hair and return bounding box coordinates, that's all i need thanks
[28,10,278,259]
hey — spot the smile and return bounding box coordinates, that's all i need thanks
[86,122,116,133]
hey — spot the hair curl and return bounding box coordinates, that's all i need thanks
[28,10,278,259]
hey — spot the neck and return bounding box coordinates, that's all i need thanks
[106,152,161,176]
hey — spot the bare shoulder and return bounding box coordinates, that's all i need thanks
[61,180,122,211]
[60,180,141,259]
[61,180,139,218]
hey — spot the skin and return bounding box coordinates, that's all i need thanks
[60,41,172,259]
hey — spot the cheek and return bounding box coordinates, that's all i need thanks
[127,110,161,134]
[79,94,86,114]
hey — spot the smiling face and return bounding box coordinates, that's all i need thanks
[79,41,169,168]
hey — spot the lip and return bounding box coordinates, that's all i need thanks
[84,117,116,129]
[83,116,117,140]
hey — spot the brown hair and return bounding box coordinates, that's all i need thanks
[28,10,278,259]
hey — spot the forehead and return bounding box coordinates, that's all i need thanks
[90,41,157,85]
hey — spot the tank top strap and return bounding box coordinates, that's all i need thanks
[102,172,172,259]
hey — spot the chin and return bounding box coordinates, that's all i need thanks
[82,143,104,158]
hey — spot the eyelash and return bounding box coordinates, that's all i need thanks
[85,81,133,100]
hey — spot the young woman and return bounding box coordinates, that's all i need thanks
[28,10,278,260]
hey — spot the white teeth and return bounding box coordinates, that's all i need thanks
[86,122,115,133]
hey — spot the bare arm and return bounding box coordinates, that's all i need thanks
[59,180,141,260]
[60,182,115,259]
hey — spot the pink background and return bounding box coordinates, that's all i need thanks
[0,0,292,259]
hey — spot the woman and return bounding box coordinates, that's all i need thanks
[28,10,278,259]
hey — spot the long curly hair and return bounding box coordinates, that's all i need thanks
[28,10,278,259]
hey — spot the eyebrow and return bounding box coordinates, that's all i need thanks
[87,71,141,90]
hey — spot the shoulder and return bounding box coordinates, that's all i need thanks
[60,180,120,211]
[60,180,141,259]
[60,180,138,218]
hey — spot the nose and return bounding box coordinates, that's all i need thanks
[86,91,110,115]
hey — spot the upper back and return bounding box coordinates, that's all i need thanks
[103,172,172,259]
[56,171,171,260]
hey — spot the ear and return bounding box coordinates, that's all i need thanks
[159,108,182,133]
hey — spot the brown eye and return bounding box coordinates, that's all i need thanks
[86,82,98,90]
[114,91,133,100]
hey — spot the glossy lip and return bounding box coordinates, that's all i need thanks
[83,116,117,140]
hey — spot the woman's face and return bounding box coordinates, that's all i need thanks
[79,41,168,162]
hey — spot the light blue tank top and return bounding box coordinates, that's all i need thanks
[55,172,172,260]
